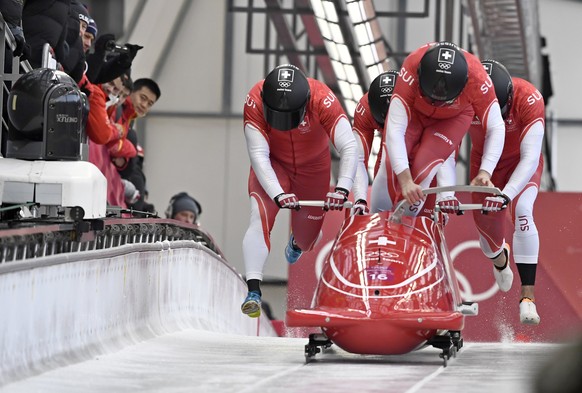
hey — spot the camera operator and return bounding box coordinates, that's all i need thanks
[85,33,142,85]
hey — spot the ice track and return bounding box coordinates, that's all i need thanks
[1,329,560,393]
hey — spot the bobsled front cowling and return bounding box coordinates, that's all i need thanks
[315,212,455,315]
[287,186,496,360]
[290,211,464,355]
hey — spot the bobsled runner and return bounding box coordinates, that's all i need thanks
[286,185,503,366]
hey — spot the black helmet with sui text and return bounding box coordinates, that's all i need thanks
[368,70,398,127]
[418,42,468,104]
[481,59,513,118]
[261,64,310,131]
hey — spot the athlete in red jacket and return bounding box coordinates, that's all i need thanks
[469,60,544,325]
[360,71,454,216]
[351,71,396,214]
[378,42,505,215]
[241,64,358,317]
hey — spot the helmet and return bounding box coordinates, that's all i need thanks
[481,59,513,118]
[418,42,468,104]
[261,64,310,131]
[367,70,398,127]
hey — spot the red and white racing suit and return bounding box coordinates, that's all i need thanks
[376,42,505,215]
[243,78,357,281]
[351,92,383,204]
[352,92,448,215]
[470,77,545,285]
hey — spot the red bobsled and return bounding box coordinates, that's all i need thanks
[286,186,502,365]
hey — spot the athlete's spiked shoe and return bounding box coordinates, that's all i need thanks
[493,243,513,292]
[285,234,303,264]
[241,291,262,318]
[519,298,541,325]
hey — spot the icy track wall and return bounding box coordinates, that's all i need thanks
[0,240,276,386]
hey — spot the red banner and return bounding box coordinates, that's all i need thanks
[286,192,582,342]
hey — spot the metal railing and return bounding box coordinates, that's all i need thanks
[0,217,225,264]
[0,12,33,157]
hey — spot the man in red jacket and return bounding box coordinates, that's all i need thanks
[469,60,545,325]
[241,64,358,318]
[351,70,397,214]
[376,41,505,215]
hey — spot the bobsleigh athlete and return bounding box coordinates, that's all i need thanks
[374,41,505,215]
[240,64,358,318]
[469,60,545,325]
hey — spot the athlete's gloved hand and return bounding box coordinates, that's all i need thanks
[436,212,450,226]
[436,195,462,215]
[324,188,349,211]
[274,193,300,210]
[352,199,369,215]
[482,194,510,214]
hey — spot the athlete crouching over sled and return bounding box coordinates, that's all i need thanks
[240,64,358,318]
[469,60,544,325]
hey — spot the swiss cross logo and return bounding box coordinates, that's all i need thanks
[438,48,455,64]
[298,114,310,133]
[380,73,395,88]
[278,68,295,88]
[278,69,294,82]
[482,62,493,75]
[370,236,396,246]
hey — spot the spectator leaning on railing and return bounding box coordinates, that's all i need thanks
[115,78,162,215]
[22,0,70,69]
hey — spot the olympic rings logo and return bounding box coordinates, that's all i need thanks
[439,63,452,70]
[450,240,499,302]
[380,87,393,94]
[279,82,291,88]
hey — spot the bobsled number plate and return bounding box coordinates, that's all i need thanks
[364,266,395,282]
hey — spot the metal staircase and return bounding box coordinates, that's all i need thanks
[467,0,542,88]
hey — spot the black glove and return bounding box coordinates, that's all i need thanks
[94,34,117,55]
[117,43,143,68]
[125,43,143,59]
[10,27,31,60]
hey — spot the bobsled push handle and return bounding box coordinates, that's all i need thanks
[390,185,504,223]
[298,200,354,209]
[420,185,503,196]
[427,185,503,212]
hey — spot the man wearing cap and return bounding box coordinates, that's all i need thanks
[165,193,202,225]
[83,18,98,53]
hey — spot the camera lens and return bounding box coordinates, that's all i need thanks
[105,40,117,51]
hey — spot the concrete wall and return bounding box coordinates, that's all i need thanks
[120,0,581,280]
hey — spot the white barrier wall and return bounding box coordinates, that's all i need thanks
[0,241,276,386]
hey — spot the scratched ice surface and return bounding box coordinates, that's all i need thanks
[1,329,560,393]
